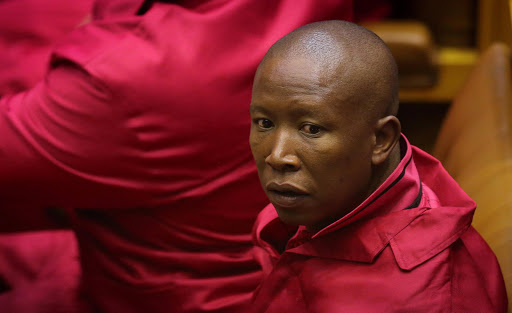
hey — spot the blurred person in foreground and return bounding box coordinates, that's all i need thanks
[0,0,93,95]
[0,1,90,312]
[0,0,366,312]
[249,20,508,313]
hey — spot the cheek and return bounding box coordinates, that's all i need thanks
[249,132,268,168]
[249,129,261,154]
[315,164,371,220]
[314,145,373,201]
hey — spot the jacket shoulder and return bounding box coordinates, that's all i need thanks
[450,227,508,313]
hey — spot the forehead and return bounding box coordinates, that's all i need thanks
[251,56,358,117]
[255,56,335,90]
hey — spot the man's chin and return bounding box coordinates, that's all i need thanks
[275,208,310,229]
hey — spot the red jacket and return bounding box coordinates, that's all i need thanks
[0,1,354,312]
[252,136,508,313]
[0,0,93,95]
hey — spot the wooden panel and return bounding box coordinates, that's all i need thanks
[399,48,476,103]
[478,0,512,50]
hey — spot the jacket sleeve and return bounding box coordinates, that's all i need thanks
[0,63,146,231]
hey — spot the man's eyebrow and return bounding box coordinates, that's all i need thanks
[288,105,321,118]
[250,102,334,119]
[249,104,270,114]
[287,101,335,119]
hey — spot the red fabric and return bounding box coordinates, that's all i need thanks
[92,0,144,19]
[0,1,354,312]
[0,231,81,313]
[252,135,508,313]
[0,0,93,95]
[0,2,90,312]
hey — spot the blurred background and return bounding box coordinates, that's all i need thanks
[361,0,512,152]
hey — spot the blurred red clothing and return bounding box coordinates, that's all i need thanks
[0,0,93,95]
[252,136,508,313]
[0,231,82,313]
[0,2,90,312]
[0,1,355,312]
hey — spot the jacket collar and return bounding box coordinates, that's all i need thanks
[254,135,476,270]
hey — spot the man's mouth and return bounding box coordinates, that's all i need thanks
[271,190,304,198]
[266,182,308,208]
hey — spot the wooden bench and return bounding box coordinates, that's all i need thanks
[433,43,512,311]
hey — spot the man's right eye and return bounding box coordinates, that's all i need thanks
[255,118,274,129]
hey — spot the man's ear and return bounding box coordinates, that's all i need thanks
[372,115,401,166]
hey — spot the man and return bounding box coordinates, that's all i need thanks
[0,1,356,312]
[249,20,507,312]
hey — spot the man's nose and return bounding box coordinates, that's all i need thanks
[265,131,300,171]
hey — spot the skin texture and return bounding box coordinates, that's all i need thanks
[249,21,402,233]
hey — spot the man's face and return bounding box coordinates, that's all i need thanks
[250,56,376,233]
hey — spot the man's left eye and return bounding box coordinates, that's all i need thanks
[301,124,321,135]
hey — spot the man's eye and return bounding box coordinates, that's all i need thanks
[256,118,274,129]
[301,124,321,135]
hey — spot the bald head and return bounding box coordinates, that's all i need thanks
[258,20,399,119]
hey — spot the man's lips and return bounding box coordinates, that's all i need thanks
[266,182,308,194]
[265,182,309,208]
